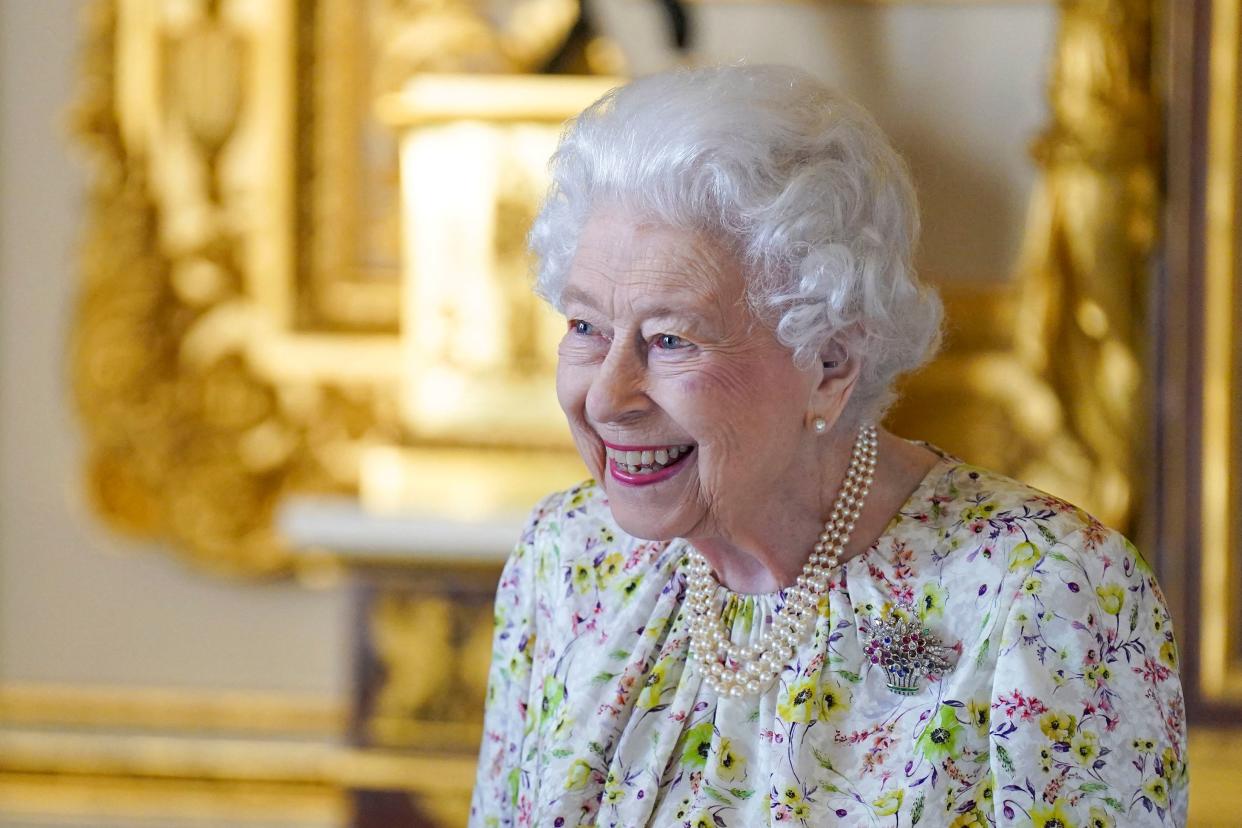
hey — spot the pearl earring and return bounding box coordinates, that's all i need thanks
[813,416,827,434]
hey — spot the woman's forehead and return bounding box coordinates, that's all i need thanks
[566,211,744,310]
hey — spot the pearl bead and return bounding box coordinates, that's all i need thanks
[684,425,876,699]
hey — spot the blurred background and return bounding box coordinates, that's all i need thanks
[1,0,1238,825]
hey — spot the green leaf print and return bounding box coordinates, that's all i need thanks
[996,744,1015,775]
[729,788,754,800]
[837,670,862,684]
[912,793,925,825]
[975,638,990,667]
[812,748,835,771]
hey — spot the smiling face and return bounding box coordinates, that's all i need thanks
[555,208,829,544]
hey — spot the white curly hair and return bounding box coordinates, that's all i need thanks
[528,63,943,423]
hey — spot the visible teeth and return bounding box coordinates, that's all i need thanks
[606,444,693,472]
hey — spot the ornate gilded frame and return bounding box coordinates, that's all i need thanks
[73,0,1156,577]
[70,0,579,576]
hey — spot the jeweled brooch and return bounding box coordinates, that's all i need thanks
[862,613,953,696]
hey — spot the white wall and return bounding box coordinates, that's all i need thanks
[0,0,349,696]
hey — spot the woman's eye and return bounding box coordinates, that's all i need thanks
[569,319,595,336]
[654,333,691,350]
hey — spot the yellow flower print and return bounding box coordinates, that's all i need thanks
[565,759,593,791]
[637,659,669,709]
[1071,729,1100,765]
[1008,541,1041,572]
[1095,583,1124,616]
[673,798,692,820]
[619,575,643,602]
[715,737,747,782]
[1159,638,1178,668]
[1131,737,1156,753]
[1039,710,1077,742]
[949,812,987,828]
[1144,776,1170,807]
[1038,747,1054,774]
[778,677,819,723]
[871,789,903,816]
[978,773,995,808]
[818,678,850,721]
[966,698,990,736]
[791,801,811,819]
[1029,798,1075,827]
[603,770,625,804]
[689,811,714,828]
[572,561,593,594]
[1087,805,1114,828]
[598,552,623,585]
[779,785,805,807]
[962,500,998,522]
[917,581,948,621]
[1160,747,1181,780]
[1021,575,1042,595]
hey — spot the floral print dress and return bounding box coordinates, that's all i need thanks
[469,454,1188,827]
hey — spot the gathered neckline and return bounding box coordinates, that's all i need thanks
[675,448,961,605]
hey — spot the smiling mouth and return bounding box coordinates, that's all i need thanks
[604,443,695,475]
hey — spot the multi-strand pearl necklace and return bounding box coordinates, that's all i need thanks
[685,424,878,697]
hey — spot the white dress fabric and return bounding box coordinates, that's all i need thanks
[469,454,1189,827]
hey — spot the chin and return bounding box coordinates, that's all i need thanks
[606,497,689,542]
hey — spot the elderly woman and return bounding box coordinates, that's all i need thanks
[469,65,1187,827]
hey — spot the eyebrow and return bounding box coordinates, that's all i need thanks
[560,286,717,327]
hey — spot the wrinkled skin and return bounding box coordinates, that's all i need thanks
[555,208,863,593]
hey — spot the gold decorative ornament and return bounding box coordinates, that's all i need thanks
[72,0,1150,578]
[70,0,589,576]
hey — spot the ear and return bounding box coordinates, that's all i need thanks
[807,340,860,430]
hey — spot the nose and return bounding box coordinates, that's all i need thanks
[585,338,650,427]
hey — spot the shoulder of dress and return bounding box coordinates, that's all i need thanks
[934,462,1114,542]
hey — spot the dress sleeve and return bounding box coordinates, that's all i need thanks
[468,505,545,827]
[987,527,1188,826]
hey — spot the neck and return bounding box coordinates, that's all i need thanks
[685,424,859,594]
